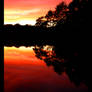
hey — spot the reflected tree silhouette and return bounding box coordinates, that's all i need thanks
[33,45,88,87]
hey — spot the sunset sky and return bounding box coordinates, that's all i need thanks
[4,0,72,25]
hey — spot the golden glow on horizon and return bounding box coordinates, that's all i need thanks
[4,0,72,25]
[4,46,34,50]
[4,46,45,65]
[4,20,36,25]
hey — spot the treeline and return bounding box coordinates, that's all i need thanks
[35,0,89,30]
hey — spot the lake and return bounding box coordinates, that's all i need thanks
[4,46,88,92]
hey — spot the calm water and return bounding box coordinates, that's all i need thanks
[4,46,88,92]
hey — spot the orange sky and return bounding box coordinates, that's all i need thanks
[4,0,72,25]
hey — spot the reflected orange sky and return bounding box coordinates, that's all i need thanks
[4,46,88,92]
[4,0,72,25]
[4,46,45,65]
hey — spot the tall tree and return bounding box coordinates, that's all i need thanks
[35,16,45,26]
[35,2,68,27]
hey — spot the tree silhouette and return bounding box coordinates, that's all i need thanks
[55,2,68,26]
[35,16,45,26]
[35,0,89,31]
[55,2,68,18]
[59,0,89,29]
[45,10,57,27]
[45,10,53,21]
[35,2,68,27]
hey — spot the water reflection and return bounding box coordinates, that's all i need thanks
[33,45,88,87]
[4,46,88,92]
